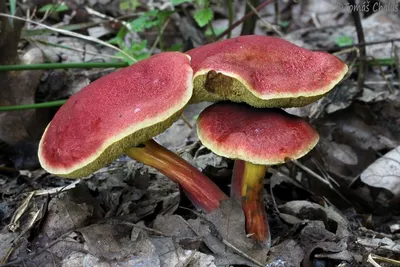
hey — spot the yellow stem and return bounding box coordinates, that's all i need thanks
[233,160,271,247]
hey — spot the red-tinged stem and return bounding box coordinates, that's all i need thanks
[232,160,271,247]
[126,139,228,213]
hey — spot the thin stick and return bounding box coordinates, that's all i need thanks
[368,55,395,93]
[274,0,280,25]
[0,13,137,63]
[180,114,193,129]
[32,180,81,196]
[315,38,400,53]
[226,0,233,38]
[179,207,264,267]
[32,39,123,60]
[221,239,264,267]
[290,159,333,188]
[394,46,400,89]
[216,0,274,40]
[367,254,382,267]
[371,254,400,266]
[0,62,128,72]
[150,17,171,54]
[245,0,284,37]
[108,219,170,237]
[347,0,366,91]
[85,6,132,31]
[0,231,74,267]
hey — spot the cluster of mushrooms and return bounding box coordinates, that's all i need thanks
[38,35,348,247]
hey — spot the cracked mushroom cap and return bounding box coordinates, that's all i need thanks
[39,52,193,178]
[187,35,348,108]
[197,102,319,165]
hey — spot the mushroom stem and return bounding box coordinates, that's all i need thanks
[232,160,271,247]
[126,139,228,213]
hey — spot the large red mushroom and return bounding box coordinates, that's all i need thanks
[39,52,228,212]
[187,35,348,108]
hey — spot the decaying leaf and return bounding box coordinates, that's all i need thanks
[266,239,304,267]
[279,200,349,239]
[190,199,268,266]
[361,146,400,197]
[40,184,103,239]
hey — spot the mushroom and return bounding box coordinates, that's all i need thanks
[187,35,348,108]
[197,102,319,245]
[38,52,228,212]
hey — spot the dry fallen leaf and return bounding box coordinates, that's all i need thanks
[360,146,400,197]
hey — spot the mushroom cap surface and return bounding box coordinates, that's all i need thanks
[39,52,193,177]
[187,35,348,107]
[197,102,319,165]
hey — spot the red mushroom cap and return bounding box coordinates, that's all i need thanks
[39,52,193,177]
[197,102,319,165]
[187,35,348,107]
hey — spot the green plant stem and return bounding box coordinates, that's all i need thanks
[241,0,259,35]
[226,0,233,38]
[0,100,66,112]
[0,62,128,71]
[363,58,396,66]
[208,21,217,40]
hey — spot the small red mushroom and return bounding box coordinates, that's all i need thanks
[187,35,348,107]
[38,52,228,212]
[197,102,319,246]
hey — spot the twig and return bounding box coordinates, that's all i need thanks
[267,169,281,215]
[315,38,400,53]
[0,231,74,267]
[150,17,171,53]
[193,145,207,160]
[394,45,400,89]
[180,114,193,129]
[367,254,382,267]
[8,192,35,232]
[0,13,137,63]
[108,219,170,237]
[311,13,321,28]
[0,62,128,72]
[358,226,400,240]
[31,38,123,60]
[31,180,81,196]
[216,0,274,40]
[332,46,359,57]
[241,0,258,35]
[274,0,280,25]
[179,207,264,267]
[207,21,217,41]
[332,47,358,84]
[226,0,233,38]
[367,55,395,93]
[370,254,400,266]
[85,6,132,31]
[290,159,334,188]
[292,159,356,207]
[311,158,340,187]
[221,239,264,267]
[348,0,366,91]
[348,173,361,188]
[245,0,284,37]
[176,139,201,155]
